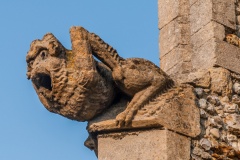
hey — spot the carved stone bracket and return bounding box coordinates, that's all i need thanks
[88,84,201,138]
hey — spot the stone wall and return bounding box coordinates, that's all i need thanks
[191,67,240,159]
[159,0,240,83]
[159,1,240,159]
[236,0,240,37]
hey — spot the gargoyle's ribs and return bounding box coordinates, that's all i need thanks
[70,26,174,126]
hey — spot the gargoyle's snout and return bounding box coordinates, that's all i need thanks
[26,72,31,80]
[32,73,52,91]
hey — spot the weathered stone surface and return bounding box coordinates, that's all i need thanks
[210,128,220,139]
[160,45,186,71]
[190,0,235,34]
[190,0,212,35]
[163,61,193,83]
[160,19,190,57]
[195,88,204,98]
[158,0,190,29]
[215,41,240,74]
[209,67,233,97]
[190,68,240,159]
[187,70,211,88]
[160,44,193,83]
[212,0,236,30]
[160,0,240,84]
[188,67,232,96]
[191,21,225,51]
[198,99,207,109]
[190,0,197,6]
[88,84,201,138]
[225,114,240,135]
[191,38,216,71]
[233,82,240,95]
[158,0,179,29]
[27,26,175,125]
[159,0,240,159]
[200,138,211,151]
[191,40,240,82]
[98,129,190,160]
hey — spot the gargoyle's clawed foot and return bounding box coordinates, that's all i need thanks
[115,110,134,127]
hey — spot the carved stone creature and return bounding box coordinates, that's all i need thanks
[27,26,174,126]
[26,31,115,121]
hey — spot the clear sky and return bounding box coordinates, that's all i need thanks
[0,1,158,160]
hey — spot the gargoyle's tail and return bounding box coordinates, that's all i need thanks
[88,31,125,70]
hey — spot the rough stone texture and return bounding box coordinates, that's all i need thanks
[159,0,240,84]
[191,67,240,160]
[212,0,236,30]
[209,67,233,97]
[158,0,179,29]
[191,38,216,71]
[163,61,193,83]
[158,0,240,159]
[27,25,200,159]
[190,0,213,35]
[160,19,190,58]
[98,129,190,160]
[159,0,192,80]
[191,39,240,75]
[191,21,225,51]
[27,26,176,126]
[160,45,189,71]
[215,41,240,74]
[165,39,240,83]
[158,0,189,29]
[189,0,237,74]
[88,84,201,138]
[190,0,235,34]
[236,0,240,36]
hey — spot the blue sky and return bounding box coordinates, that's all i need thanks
[0,1,158,159]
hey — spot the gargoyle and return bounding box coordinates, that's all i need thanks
[26,26,174,126]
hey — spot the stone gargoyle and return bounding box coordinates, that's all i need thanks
[26,26,174,126]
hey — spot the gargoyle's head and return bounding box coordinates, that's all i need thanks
[26,33,67,114]
[26,32,115,121]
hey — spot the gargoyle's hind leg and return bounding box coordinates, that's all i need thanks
[116,79,167,126]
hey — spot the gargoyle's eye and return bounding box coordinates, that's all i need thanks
[40,50,48,60]
[28,61,34,67]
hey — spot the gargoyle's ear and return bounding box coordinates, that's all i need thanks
[42,33,57,41]
[26,39,43,63]
[42,33,64,57]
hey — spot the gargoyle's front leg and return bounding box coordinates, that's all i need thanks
[116,78,167,126]
[70,26,96,71]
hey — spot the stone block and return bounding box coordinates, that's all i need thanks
[190,0,198,6]
[165,61,193,83]
[212,0,236,30]
[160,49,182,72]
[160,19,190,57]
[192,38,217,71]
[158,0,179,29]
[191,21,225,51]
[88,84,201,138]
[190,0,236,35]
[158,0,190,29]
[215,41,240,74]
[190,0,212,35]
[160,45,187,72]
[98,129,190,160]
[192,39,240,78]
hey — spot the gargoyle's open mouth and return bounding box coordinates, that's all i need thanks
[32,73,52,92]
